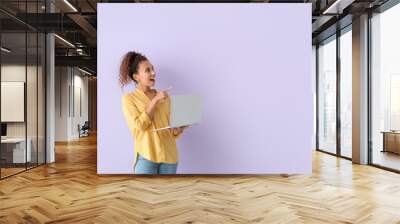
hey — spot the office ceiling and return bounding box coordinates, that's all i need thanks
[0,0,393,75]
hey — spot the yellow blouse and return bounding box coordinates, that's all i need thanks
[121,89,181,165]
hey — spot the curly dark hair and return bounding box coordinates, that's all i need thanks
[119,51,148,87]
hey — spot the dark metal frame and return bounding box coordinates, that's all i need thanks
[36,0,39,169]
[367,10,373,166]
[336,26,341,159]
[0,17,2,179]
[25,4,28,170]
[315,44,319,151]
[44,0,47,165]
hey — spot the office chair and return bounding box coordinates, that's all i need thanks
[79,121,90,138]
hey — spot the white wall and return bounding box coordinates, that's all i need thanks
[71,72,89,138]
[55,66,69,141]
[55,67,89,141]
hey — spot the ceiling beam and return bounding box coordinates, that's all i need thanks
[55,55,96,71]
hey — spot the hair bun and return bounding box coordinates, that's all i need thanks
[119,51,148,87]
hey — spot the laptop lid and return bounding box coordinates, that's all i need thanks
[170,94,202,128]
[153,94,202,132]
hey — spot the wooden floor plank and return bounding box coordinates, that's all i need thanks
[1,134,400,223]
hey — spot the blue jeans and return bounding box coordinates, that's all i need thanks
[134,154,178,174]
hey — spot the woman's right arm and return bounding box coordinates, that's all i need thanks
[146,90,168,119]
[122,91,168,131]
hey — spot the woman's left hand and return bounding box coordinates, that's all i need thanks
[172,126,188,135]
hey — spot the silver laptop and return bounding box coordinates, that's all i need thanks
[153,94,202,132]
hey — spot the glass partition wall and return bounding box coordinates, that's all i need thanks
[316,26,352,159]
[317,35,337,155]
[317,0,400,172]
[370,2,400,172]
[0,1,46,179]
[339,27,352,159]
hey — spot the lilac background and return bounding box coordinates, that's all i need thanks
[97,3,313,174]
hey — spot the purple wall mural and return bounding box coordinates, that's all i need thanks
[97,3,313,174]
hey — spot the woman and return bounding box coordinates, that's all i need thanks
[119,51,187,174]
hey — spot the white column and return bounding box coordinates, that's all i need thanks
[352,14,369,164]
[46,1,55,163]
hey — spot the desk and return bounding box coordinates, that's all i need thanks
[381,131,400,154]
[1,138,31,163]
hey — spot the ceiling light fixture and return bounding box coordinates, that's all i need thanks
[322,0,354,15]
[78,67,93,76]
[54,34,75,48]
[63,0,78,12]
[323,0,341,14]
[1,47,11,53]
